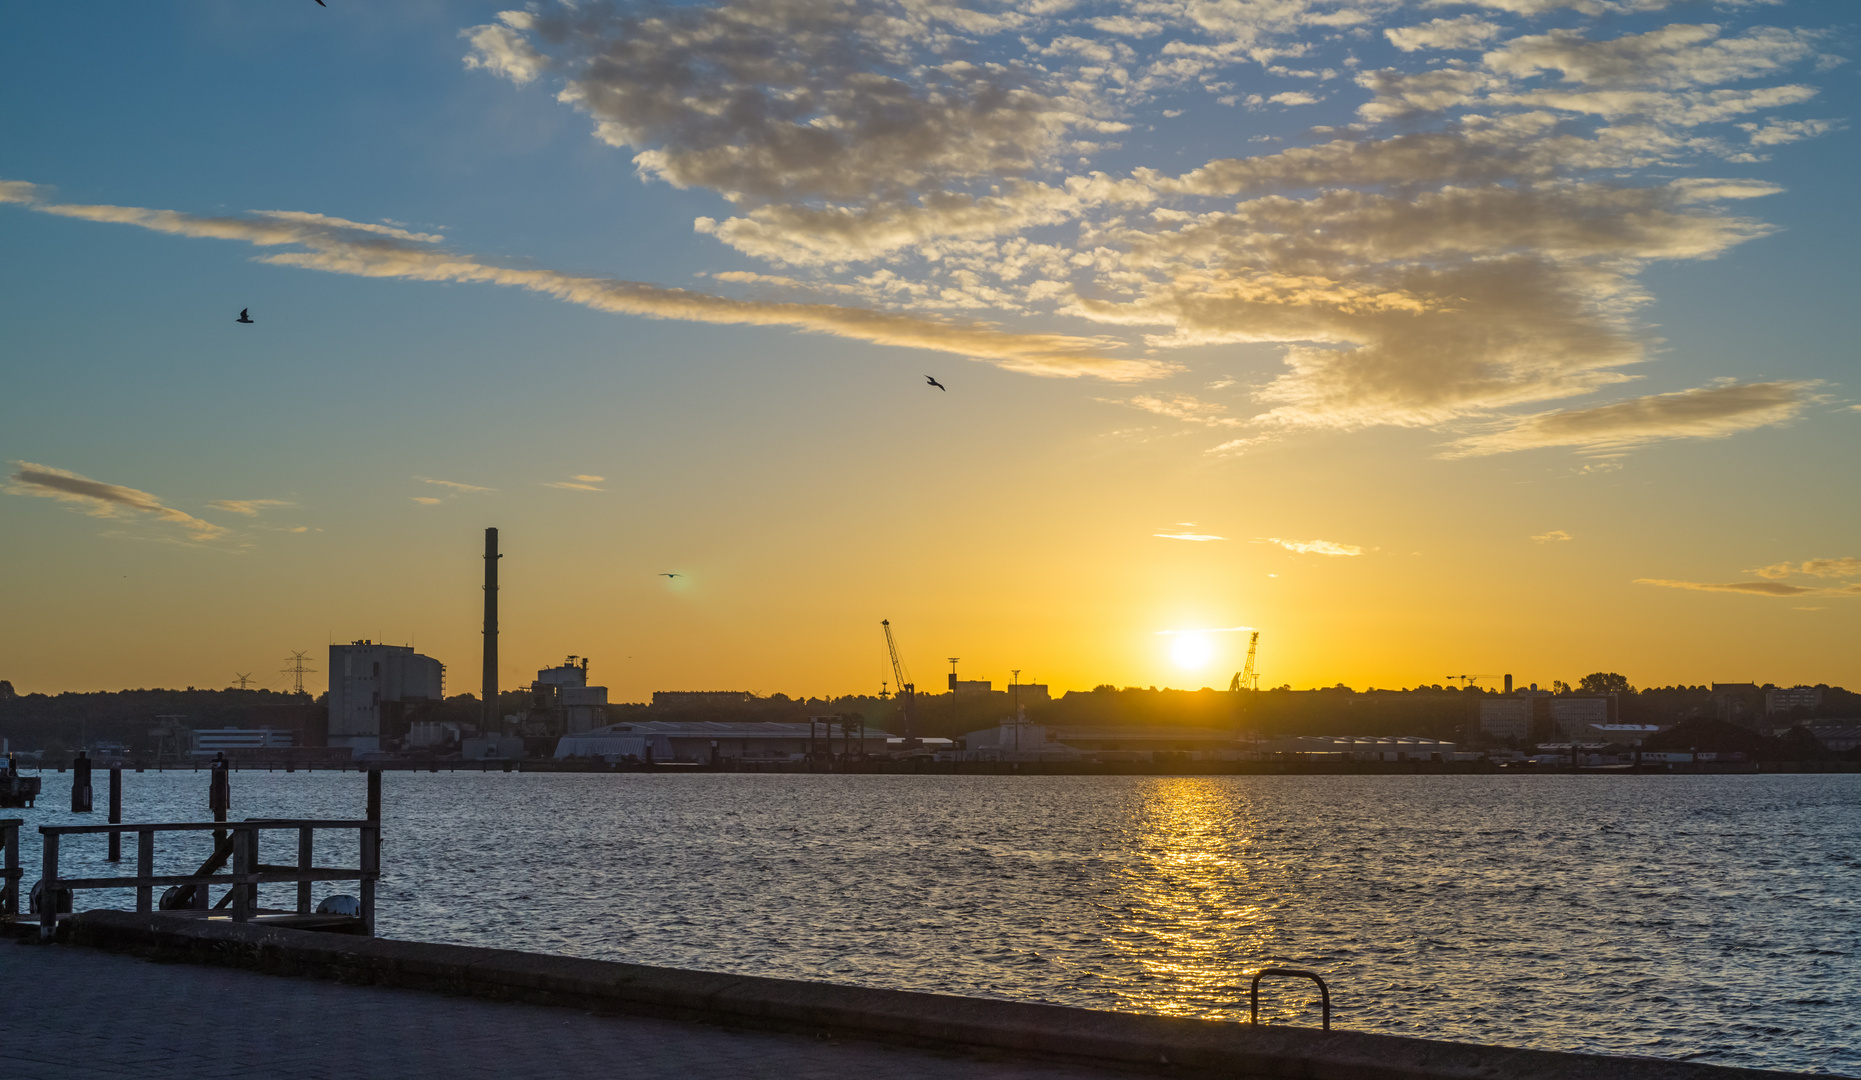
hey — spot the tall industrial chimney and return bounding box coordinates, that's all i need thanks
[1504,673,1513,694]
[483,528,500,729]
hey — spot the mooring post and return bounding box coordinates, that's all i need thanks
[136,829,154,913]
[71,751,92,813]
[106,767,123,862]
[39,830,58,938]
[296,826,314,915]
[362,768,381,935]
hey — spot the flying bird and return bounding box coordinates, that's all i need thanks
[659,572,681,578]
[236,309,253,324]
[925,376,945,390]
[313,0,326,6]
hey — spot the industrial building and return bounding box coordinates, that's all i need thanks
[327,641,446,753]
[962,723,1240,761]
[528,656,609,734]
[1260,736,1462,761]
[557,720,892,763]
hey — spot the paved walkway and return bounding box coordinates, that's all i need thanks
[2,940,1143,1080]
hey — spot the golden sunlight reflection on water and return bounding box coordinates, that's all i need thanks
[1104,779,1316,1025]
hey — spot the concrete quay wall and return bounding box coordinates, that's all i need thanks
[61,910,1815,1080]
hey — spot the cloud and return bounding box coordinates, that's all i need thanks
[208,499,294,516]
[411,497,443,506]
[544,476,605,491]
[1635,578,1861,598]
[1749,556,1861,580]
[1387,17,1502,53]
[415,476,493,494]
[1264,537,1363,556]
[1532,530,1573,542]
[1487,25,1823,91]
[1740,118,1842,146]
[1155,531,1225,541]
[1,184,1159,382]
[1446,381,1814,455]
[7,461,227,540]
[1116,393,1242,427]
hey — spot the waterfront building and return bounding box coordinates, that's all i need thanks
[1260,735,1461,761]
[530,657,609,734]
[327,641,446,753]
[1478,698,1531,741]
[556,720,893,763]
[1550,697,1612,738]
[1766,686,1823,716]
[1805,723,1861,752]
[192,727,296,754]
[651,691,753,707]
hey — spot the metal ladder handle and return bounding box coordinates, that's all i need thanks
[1249,968,1331,1031]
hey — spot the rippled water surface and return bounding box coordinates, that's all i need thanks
[16,770,1860,1073]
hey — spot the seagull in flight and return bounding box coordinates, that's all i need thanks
[659,572,682,579]
[925,375,945,391]
[236,308,253,324]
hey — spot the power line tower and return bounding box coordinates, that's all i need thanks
[232,672,253,690]
[281,651,317,696]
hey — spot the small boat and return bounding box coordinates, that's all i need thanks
[0,771,40,808]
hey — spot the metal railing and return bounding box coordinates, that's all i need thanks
[35,818,379,939]
[1250,967,1331,1031]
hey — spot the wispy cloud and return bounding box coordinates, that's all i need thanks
[208,499,294,516]
[1264,537,1363,557]
[1155,531,1225,541]
[1749,556,1861,580]
[414,476,493,494]
[544,474,606,492]
[7,461,226,541]
[0,182,1163,383]
[411,496,443,506]
[1446,382,1816,456]
[1635,578,1861,598]
[1532,530,1573,543]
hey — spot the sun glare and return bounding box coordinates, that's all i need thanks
[1170,632,1213,670]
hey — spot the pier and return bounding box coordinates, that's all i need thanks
[1,910,1823,1080]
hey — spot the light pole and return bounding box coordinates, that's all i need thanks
[948,658,960,735]
[1012,669,1021,751]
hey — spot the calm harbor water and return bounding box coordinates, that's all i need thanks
[14,770,1859,1074]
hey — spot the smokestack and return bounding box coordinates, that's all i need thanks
[483,528,500,729]
[1504,674,1513,694]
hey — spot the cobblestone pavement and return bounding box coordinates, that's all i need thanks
[2,940,1145,1080]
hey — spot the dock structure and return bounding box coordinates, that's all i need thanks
[4,910,1822,1080]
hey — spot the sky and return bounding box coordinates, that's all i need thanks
[2,0,1857,702]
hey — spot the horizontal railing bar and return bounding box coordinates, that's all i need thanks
[51,869,373,890]
[41,820,373,836]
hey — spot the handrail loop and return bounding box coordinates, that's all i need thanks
[1249,967,1331,1031]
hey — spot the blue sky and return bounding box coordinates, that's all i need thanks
[3,0,1857,699]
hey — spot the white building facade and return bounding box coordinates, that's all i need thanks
[327,641,446,753]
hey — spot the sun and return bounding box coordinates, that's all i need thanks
[1170,632,1213,670]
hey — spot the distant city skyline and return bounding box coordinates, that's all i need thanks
[2,2,1857,699]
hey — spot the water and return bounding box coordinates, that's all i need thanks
[13,770,1859,1074]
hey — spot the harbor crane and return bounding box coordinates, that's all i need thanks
[1446,674,1499,688]
[882,619,916,740]
[1228,630,1260,693]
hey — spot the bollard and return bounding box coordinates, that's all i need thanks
[209,753,231,821]
[72,752,93,812]
[107,767,123,861]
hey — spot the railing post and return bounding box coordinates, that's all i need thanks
[136,829,154,913]
[297,827,313,915]
[107,766,123,861]
[40,830,59,939]
[2,820,18,918]
[231,826,251,923]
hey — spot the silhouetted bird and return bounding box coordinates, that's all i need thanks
[236,309,253,324]
[659,572,681,578]
[313,0,326,6]
[926,375,945,390]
